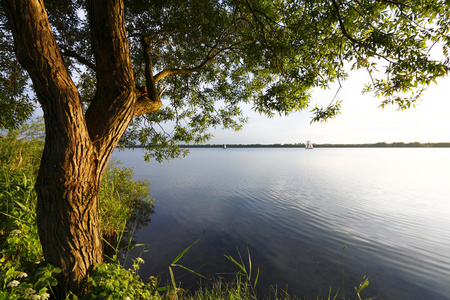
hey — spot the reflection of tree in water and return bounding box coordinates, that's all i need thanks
[102,199,155,262]
[127,197,155,232]
[99,161,155,261]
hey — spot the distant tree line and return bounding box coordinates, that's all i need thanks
[175,142,450,148]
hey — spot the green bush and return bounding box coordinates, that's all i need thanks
[99,160,154,260]
[99,161,154,239]
[0,132,43,266]
[0,132,55,300]
[83,258,158,300]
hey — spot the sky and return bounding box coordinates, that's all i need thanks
[30,69,450,146]
[208,70,450,145]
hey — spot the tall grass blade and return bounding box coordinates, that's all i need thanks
[169,266,177,290]
[171,263,205,278]
[353,276,374,300]
[328,286,339,300]
[224,254,247,274]
[171,240,199,265]
[14,200,34,214]
[247,245,252,281]
[253,267,260,290]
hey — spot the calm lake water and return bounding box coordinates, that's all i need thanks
[113,148,450,299]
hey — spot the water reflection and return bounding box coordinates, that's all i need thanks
[101,160,156,260]
[102,200,155,262]
[114,148,450,299]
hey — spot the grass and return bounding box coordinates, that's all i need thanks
[0,125,374,300]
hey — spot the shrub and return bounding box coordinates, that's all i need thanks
[99,160,154,237]
[83,258,158,300]
[99,161,154,258]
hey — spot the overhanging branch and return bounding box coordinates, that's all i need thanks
[154,41,244,83]
[154,58,212,83]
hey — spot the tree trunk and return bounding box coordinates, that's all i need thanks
[1,0,140,296]
[35,132,105,295]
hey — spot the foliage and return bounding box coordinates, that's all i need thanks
[99,161,154,238]
[2,0,449,161]
[353,276,375,300]
[83,258,156,300]
[310,100,343,124]
[99,160,155,260]
[0,132,43,264]
[0,263,62,300]
[224,246,260,295]
[0,132,58,300]
[0,10,35,130]
[218,247,260,300]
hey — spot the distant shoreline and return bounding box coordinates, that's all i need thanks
[182,142,450,148]
[131,142,450,149]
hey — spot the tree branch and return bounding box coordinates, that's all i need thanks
[133,95,163,116]
[154,43,240,83]
[60,46,97,71]
[331,0,360,45]
[87,0,134,98]
[132,35,163,117]
[153,18,246,83]
[134,17,245,115]
[141,36,161,103]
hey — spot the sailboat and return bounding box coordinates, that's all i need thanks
[305,140,313,149]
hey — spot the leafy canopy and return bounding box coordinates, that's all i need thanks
[1,0,449,160]
[0,10,34,129]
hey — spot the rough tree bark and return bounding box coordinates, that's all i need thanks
[1,0,161,295]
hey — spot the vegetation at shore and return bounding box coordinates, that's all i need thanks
[0,127,374,299]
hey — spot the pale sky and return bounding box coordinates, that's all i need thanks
[209,71,450,145]
[30,69,450,145]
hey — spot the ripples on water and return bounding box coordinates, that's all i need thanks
[113,148,450,299]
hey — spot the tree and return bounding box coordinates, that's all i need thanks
[0,0,448,296]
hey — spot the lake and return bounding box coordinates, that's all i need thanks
[112,147,450,299]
